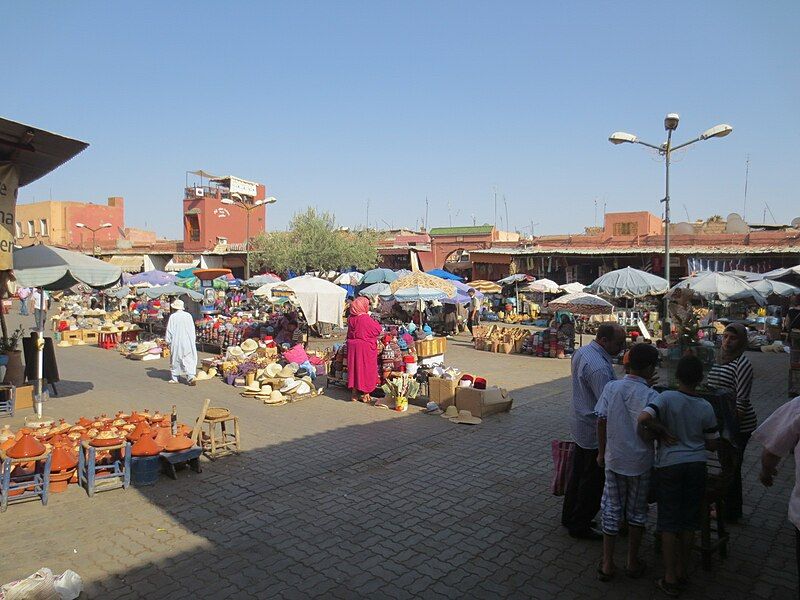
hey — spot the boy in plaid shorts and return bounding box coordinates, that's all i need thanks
[596,343,660,581]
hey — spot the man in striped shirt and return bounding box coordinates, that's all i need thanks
[562,323,626,539]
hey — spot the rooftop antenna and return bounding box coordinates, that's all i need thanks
[366,198,370,229]
[492,186,497,228]
[765,202,777,224]
[471,214,476,226]
[425,196,429,230]
[594,198,598,226]
[447,200,452,227]
[503,195,509,233]
[743,155,750,221]
[683,204,690,221]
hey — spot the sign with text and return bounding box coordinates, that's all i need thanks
[228,176,257,198]
[0,163,19,270]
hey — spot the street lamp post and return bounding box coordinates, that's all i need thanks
[609,115,732,336]
[75,222,112,257]
[221,194,277,279]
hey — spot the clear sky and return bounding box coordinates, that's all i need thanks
[7,1,799,238]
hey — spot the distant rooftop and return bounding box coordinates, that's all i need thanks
[429,225,494,236]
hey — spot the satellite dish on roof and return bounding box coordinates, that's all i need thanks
[727,213,743,222]
[726,218,750,234]
[673,222,694,235]
[791,217,800,229]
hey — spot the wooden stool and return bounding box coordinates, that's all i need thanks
[161,446,202,479]
[1,451,51,511]
[77,441,131,496]
[201,416,240,460]
[119,330,140,343]
[98,332,119,349]
[0,384,15,418]
[81,330,99,344]
[698,439,735,569]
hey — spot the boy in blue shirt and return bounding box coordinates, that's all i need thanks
[638,355,719,597]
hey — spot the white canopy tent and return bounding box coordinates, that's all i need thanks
[262,275,347,327]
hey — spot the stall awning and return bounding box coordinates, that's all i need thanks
[165,256,200,272]
[107,255,144,273]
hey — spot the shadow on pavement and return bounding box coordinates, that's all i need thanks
[50,380,94,398]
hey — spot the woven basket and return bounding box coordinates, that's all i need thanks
[205,407,230,420]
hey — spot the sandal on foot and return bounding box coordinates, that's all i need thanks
[655,577,680,597]
[597,560,614,582]
[625,560,647,579]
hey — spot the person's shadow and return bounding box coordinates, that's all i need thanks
[144,367,173,381]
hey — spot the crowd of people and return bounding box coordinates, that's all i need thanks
[564,322,799,596]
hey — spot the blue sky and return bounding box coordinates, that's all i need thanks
[7,1,799,238]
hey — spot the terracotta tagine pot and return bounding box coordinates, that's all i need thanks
[6,433,46,459]
[127,421,153,442]
[165,434,192,452]
[177,424,193,437]
[0,436,15,453]
[153,426,172,448]
[131,435,163,457]
[127,411,146,424]
[2,350,25,387]
[77,417,94,428]
[49,446,78,493]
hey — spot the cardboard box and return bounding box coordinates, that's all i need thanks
[428,376,458,409]
[456,386,512,418]
[15,385,34,410]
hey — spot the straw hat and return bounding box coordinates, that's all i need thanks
[440,405,459,419]
[450,409,482,425]
[292,381,312,396]
[425,401,442,414]
[244,381,261,392]
[194,368,217,381]
[279,363,299,378]
[227,346,245,360]
[265,390,286,405]
[240,338,259,354]
[265,363,282,378]
[279,378,298,393]
[171,299,185,311]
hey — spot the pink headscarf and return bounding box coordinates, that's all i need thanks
[350,297,370,317]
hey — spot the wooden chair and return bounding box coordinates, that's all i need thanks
[699,439,737,569]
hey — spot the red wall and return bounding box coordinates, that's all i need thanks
[183,189,267,251]
[65,198,125,250]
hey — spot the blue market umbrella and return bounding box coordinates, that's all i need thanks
[359,282,393,298]
[442,281,484,304]
[427,269,463,281]
[361,268,399,285]
[126,270,176,287]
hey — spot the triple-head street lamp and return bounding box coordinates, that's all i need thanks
[221,193,277,279]
[75,222,112,257]
[609,114,732,335]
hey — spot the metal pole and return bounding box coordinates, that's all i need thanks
[245,204,251,280]
[662,129,672,337]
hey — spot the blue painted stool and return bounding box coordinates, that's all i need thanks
[78,441,131,497]
[0,384,15,418]
[160,446,202,480]
[1,451,51,512]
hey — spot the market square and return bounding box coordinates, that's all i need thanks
[4,3,800,599]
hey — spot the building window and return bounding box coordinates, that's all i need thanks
[39,219,49,236]
[613,222,638,236]
[15,222,22,238]
[27,220,35,237]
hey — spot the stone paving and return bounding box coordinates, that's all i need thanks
[0,313,796,599]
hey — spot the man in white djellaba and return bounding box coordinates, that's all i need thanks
[165,299,198,385]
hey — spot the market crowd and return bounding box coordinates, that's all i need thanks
[562,322,800,597]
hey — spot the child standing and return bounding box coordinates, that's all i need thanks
[596,343,660,581]
[638,355,719,597]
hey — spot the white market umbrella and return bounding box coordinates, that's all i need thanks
[253,281,289,299]
[548,292,614,315]
[12,245,122,418]
[669,271,765,305]
[525,278,560,293]
[560,282,586,294]
[245,274,281,288]
[392,286,449,302]
[586,266,669,299]
[283,275,346,327]
[13,245,122,290]
[751,279,800,298]
[765,265,800,286]
[334,272,364,286]
[142,284,204,302]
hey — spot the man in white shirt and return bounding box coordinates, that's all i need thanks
[30,289,49,331]
[595,343,660,581]
[752,396,800,592]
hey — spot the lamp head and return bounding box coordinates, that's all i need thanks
[608,131,638,145]
[100,223,112,228]
[264,196,277,204]
[220,198,235,205]
[664,113,680,131]
[230,193,243,201]
[700,123,733,140]
[75,223,85,228]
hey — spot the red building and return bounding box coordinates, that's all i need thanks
[182,175,268,252]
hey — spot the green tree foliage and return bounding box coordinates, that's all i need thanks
[251,207,378,275]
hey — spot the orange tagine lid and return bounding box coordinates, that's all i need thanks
[127,421,153,441]
[50,446,78,471]
[6,433,46,459]
[165,435,193,452]
[131,435,163,457]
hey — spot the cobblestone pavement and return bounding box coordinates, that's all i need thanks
[0,314,796,599]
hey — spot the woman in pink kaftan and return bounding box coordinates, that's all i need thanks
[347,297,383,402]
